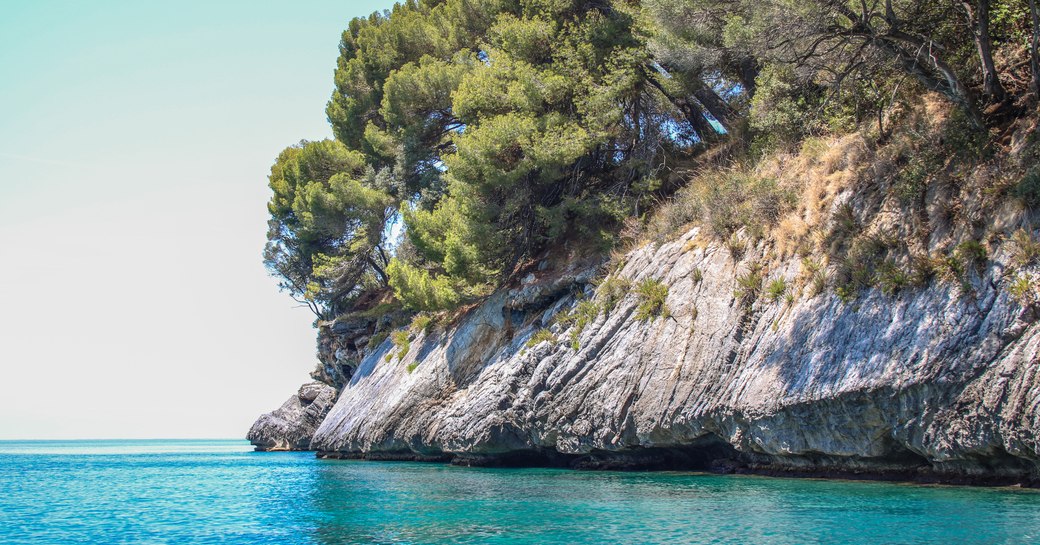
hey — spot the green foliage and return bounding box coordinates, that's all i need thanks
[748,64,820,149]
[386,259,462,311]
[350,301,402,320]
[726,233,747,259]
[825,203,860,254]
[894,150,941,203]
[595,274,632,313]
[526,328,558,348]
[942,108,991,162]
[407,362,420,373]
[691,267,704,284]
[410,313,435,334]
[634,278,671,321]
[933,240,988,288]
[734,264,763,304]
[832,234,895,299]
[655,169,796,243]
[264,140,395,317]
[765,278,788,303]
[390,329,411,362]
[266,0,733,320]
[809,271,828,298]
[557,299,601,350]
[264,0,1028,323]
[1007,274,1038,304]
[1009,229,1040,268]
[1014,167,1040,208]
[954,240,988,264]
[875,260,911,296]
[801,257,823,275]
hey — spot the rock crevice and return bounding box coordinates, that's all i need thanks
[308,227,1040,485]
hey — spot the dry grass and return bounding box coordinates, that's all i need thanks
[622,93,1037,306]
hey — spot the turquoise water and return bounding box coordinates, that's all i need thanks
[0,440,1038,544]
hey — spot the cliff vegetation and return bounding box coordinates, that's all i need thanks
[264,0,1040,330]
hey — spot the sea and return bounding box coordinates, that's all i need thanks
[0,439,1037,544]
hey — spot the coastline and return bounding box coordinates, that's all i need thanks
[313,449,1040,489]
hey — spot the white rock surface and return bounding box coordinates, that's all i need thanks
[311,228,1039,483]
[247,382,337,451]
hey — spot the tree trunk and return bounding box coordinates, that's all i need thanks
[644,71,721,142]
[693,86,738,132]
[738,56,760,98]
[963,0,1007,102]
[831,2,984,129]
[885,34,985,128]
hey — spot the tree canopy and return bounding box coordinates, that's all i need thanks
[265,0,1040,316]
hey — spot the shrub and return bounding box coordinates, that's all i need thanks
[942,107,990,162]
[387,259,462,311]
[832,234,892,298]
[351,301,402,319]
[646,168,796,244]
[835,284,857,304]
[734,264,764,303]
[727,232,747,259]
[934,253,965,283]
[406,362,419,373]
[933,240,987,286]
[801,257,823,276]
[1008,229,1040,268]
[1014,168,1040,208]
[595,275,632,313]
[765,278,788,302]
[390,329,411,362]
[410,313,434,334]
[833,203,859,235]
[558,299,601,350]
[1007,274,1037,304]
[910,253,946,286]
[894,152,938,203]
[875,260,910,295]
[526,328,557,348]
[809,270,828,297]
[635,278,671,321]
[953,240,987,265]
[748,64,821,147]
[826,203,860,253]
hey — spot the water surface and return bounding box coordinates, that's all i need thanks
[0,440,1037,544]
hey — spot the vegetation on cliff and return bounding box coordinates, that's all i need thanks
[264,0,1040,321]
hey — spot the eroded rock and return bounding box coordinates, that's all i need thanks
[310,227,1040,485]
[247,382,337,451]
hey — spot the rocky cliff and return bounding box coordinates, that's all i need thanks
[247,382,337,451]
[306,220,1039,485]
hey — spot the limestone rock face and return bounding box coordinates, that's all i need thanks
[247,382,337,451]
[311,227,1040,483]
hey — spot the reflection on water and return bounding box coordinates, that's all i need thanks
[307,457,1040,545]
[0,440,1037,545]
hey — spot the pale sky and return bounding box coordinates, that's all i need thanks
[0,0,398,439]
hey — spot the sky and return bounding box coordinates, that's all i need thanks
[0,0,398,439]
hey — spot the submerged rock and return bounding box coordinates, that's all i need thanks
[247,382,337,451]
[311,227,1040,485]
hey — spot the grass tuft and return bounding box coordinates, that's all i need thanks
[635,278,671,321]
